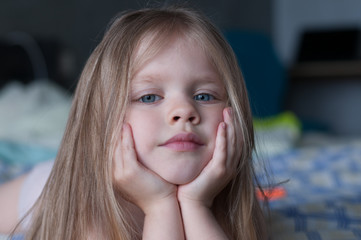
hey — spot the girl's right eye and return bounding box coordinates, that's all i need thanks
[139,94,162,103]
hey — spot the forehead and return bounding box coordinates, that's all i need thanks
[130,30,220,77]
[133,36,221,84]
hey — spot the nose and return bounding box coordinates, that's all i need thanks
[168,99,200,125]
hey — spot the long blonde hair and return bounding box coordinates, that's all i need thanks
[23,5,267,240]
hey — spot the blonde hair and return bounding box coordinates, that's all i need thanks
[23,5,267,240]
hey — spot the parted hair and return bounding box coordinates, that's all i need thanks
[22,5,267,240]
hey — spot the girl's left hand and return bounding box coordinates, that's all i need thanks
[177,107,239,208]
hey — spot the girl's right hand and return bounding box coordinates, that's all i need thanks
[113,123,177,214]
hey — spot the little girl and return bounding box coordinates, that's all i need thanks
[0,5,267,239]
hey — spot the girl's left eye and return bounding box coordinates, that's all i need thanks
[139,94,162,103]
[194,93,215,101]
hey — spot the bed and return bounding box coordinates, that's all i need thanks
[259,131,361,240]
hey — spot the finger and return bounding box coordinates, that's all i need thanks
[121,123,139,172]
[121,124,159,180]
[210,121,227,169]
[223,107,237,169]
[113,125,125,178]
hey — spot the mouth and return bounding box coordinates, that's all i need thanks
[160,132,204,152]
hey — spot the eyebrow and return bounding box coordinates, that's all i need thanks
[194,75,222,84]
[130,69,224,91]
[133,71,220,81]
[131,76,161,88]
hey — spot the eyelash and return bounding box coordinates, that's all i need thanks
[137,93,216,104]
[138,94,162,103]
[194,93,215,101]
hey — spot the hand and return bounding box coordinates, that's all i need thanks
[177,107,239,208]
[113,123,177,213]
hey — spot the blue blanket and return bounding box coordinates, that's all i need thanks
[0,140,56,183]
[265,139,361,239]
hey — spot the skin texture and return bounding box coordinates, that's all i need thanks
[126,36,226,185]
[113,37,239,239]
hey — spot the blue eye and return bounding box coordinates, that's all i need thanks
[194,93,214,101]
[139,94,161,103]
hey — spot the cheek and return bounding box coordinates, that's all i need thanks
[203,107,225,150]
[205,107,224,130]
[126,109,160,155]
[126,108,158,133]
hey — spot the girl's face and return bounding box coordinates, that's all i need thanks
[125,36,226,185]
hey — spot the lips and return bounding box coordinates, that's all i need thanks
[160,133,204,151]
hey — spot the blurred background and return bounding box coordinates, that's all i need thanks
[2,2,361,239]
[1,0,361,137]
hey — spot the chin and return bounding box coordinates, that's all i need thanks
[161,171,200,185]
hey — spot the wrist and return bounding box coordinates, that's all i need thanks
[178,197,212,211]
[143,193,179,216]
[179,200,228,240]
[142,193,185,240]
[178,193,213,209]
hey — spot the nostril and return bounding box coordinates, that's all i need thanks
[171,115,198,123]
